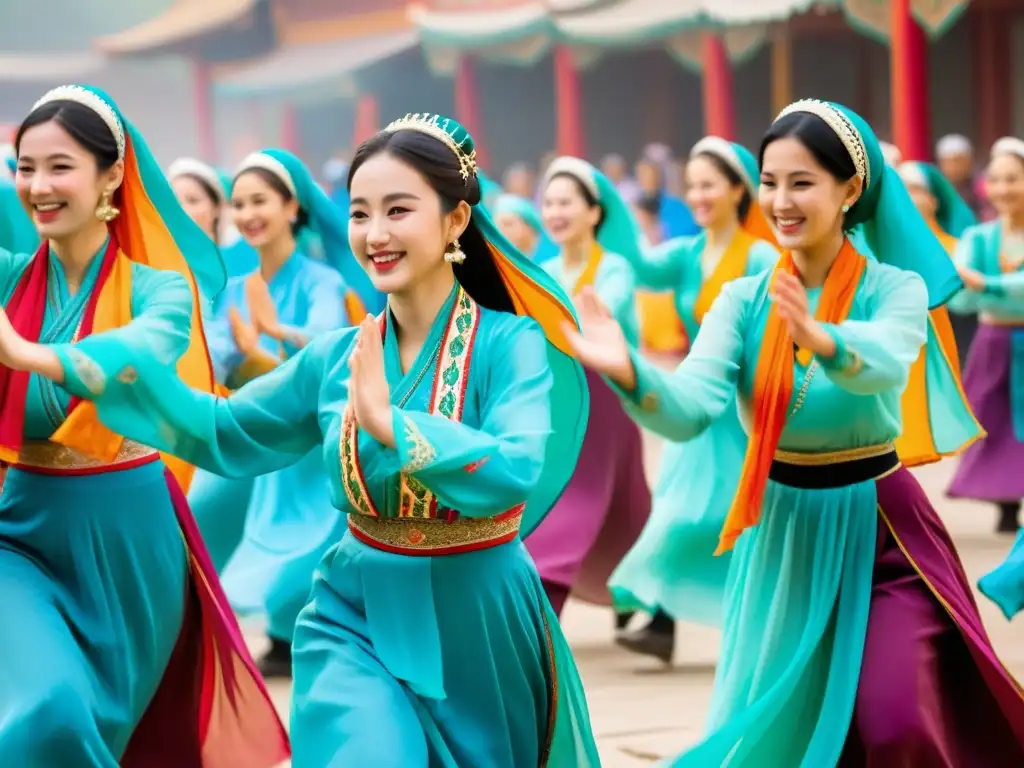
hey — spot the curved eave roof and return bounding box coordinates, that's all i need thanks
[94,0,257,55]
[409,2,553,48]
[214,30,419,101]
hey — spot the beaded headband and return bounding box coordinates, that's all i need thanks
[384,113,478,184]
[168,157,225,203]
[33,85,125,159]
[691,136,755,193]
[776,99,869,189]
[236,152,297,197]
[543,156,600,199]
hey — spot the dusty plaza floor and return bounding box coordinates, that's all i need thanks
[252,437,1024,766]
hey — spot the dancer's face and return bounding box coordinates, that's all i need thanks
[347,151,470,294]
[986,154,1024,218]
[541,175,600,247]
[230,170,297,250]
[172,174,218,240]
[15,119,123,242]
[904,181,938,221]
[758,137,861,252]
[685,154,744,230]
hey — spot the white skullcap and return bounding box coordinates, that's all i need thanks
[936,134,972,159]
[879,141,903,166]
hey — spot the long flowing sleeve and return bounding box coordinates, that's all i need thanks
[615,278,749,442]
[816,267,928,396]
[390,318,552,518]
[52,280,335,478]
[947,232,983,314]
[631,236,691,290]
[981,269,1024,300]
[0,248,36,302]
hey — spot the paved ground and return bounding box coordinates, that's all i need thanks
[252,437,1024,766]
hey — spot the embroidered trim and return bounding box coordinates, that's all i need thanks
[68,349,106,396]
[401,416,435,473]
[340,405,378,517]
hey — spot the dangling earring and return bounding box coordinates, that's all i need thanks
[95,192,120,223]
[841,203,850,213]
[444,239,466,264]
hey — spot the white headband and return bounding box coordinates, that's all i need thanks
[32,85,125,159]
[168,157,225,203]
[690,136,754,193]
[936,134,972,159]
[543,156,599,199]
[991,137,1024,163]
[897,161,928,189]
[236,152,297,197]
[776,99,869,188]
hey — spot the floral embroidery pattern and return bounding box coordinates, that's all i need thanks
[69,349,106,396]
[340,405,379,517]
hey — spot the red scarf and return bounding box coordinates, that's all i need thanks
[0,238,119,463]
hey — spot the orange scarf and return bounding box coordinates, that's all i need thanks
[571,242,604,294]
[693,229,756,324]
[717,239,867,554]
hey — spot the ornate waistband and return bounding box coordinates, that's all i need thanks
[770,443,899,489]
[10,440,159,476]
[348,506,524,557]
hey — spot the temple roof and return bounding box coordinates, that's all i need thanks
[94,0,258,55]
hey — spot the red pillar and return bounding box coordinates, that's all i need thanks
[701,33,735,140]
[280,104,300,156]
[890,0,931,161]
[553,46,585,158]
[192,61,216,162]
[350,94,380,152]
[454,55,490,171]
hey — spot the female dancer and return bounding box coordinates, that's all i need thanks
[1,113,598,767]
[0,85,286,765]
[611,137,778,661]
[526,156,652,621]
[567,100,1024,764]
[191,148,375,677]
[168,157,226,243]
[948,137,1024,533]
[492,192,544,259]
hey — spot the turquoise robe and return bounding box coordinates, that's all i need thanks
[191,250,349,642]
[543,249,640,346]
[618,260,929,764]
[609,232,778,626]
[53,282,600,767]
[0,246,187,765]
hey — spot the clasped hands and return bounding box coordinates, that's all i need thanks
[348,315,395,448]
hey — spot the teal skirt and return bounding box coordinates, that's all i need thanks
[0,462,186,765]
[290,531,600,767]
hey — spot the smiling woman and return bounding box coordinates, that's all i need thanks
[6,112,600,767]
[0,84,287,766]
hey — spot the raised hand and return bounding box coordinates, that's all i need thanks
[0,305,29,370]
[561,286,636,391]
[956,265,985,293]
[771,272,835,357]
[228,307,260,356]
[349,315,394,447]
[246,275,284,339]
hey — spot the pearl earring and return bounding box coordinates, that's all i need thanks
[841,204,850,213]
[444,239,466,264]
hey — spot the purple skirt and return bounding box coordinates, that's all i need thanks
[525,370,651,605]
[841,467,1024,765]
[948,323,1024,501]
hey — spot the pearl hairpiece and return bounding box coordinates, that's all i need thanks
[33,85,125,159]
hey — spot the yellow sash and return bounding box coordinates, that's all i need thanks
[572,242,604,294]
[693,229,756,324]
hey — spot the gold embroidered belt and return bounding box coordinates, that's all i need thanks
[770,443,899,489]
[348,505,524,557]
[9,440,159,476]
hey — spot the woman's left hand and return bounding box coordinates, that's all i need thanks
[0,305,31,370]
[772,272,836,358]
[349,315,394,448]
[957,266,985,293]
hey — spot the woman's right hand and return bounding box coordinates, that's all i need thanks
[562,286,637,391]
[229,308,260,356]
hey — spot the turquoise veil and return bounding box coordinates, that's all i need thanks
[897,160,977,238]
[491,193,544,234]
[775,100,962,308]
[234,148,386,314]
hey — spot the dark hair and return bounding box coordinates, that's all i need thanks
[15,100,120,172]
[637,193,661,217]
[177,172,222,244]
[348,129,515,313]
[233,167,310,235]
[693,151,752,222]
[759,112,857,182]
[545,171,608,233]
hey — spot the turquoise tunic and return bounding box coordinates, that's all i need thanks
[55,282,600,767]
[610,232,778,625]
[543,249,640,345]
[618,260,929,764]
[0,246,187,765]
[192,251,349,642]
